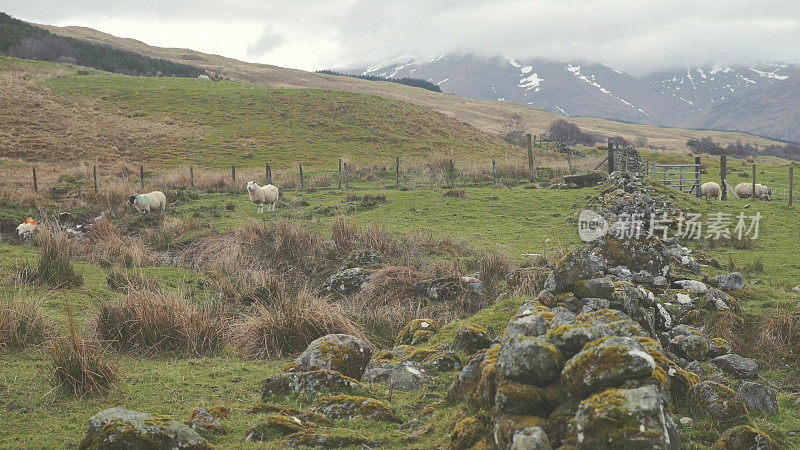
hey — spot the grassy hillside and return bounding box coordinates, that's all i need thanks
[37,23,787,153]
[0,56,516,167]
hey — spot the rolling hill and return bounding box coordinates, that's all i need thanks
[32,21,787,153]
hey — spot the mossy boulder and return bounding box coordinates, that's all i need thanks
[711,354,759,379]
[498,336,564,386]
[396,318,438,346]
[448,345,500,409]
[734,380,778,414]
[310,394,401,423]
[687,381,749,424]
[185,408,224,435]
[79,408,211,450]
[449,415,490,450]
[423,350,463,372]
[574,386,680,449]
[712,425,780,450]
[707,338,732,359]
[452,324,493,353]
[508,312,549,337]
[388,361,431,391]
[596,235,670,276]
[261,370,362,397]
[245,414,307,442]
[493,414,550,449]
[668,333,709,361]
[318,267,373,295]
[295,334,372,381]
[573,278,615,299]
[545,323,614,358]
[543,247,607,293]
[494,379,565,416]
[561,336,656,397]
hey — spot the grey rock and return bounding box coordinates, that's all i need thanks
[261,370,361,396]
[508,313,548,337]
[704,288,733,311]
[574,277,615,299]
[562,336,656,396]
[509,425,552,450]
[362,363,394,383]
[318,267,372,295]
[545,323,614,358]
[711,354,759,379]
[688,381,749,423]
[388,361,431,391]
[735,380,778,414]
[652,276,669,288]
[577,297,611,314]
[296,334,372,380]
[633,270,655,284]
[498,336,563,385]
[452,324,493,354]
[655,303,673,331]
[672,279,708,294]
[669,334,709,362]
[80,408,210,449]
[714,272,745,291]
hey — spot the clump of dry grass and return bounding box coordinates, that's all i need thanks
[330,216,398,259]
[443,188,466,198]
[16,225,83,288]
[93,288,224,356]
[105,266,161,293]
[228,289,367,358]
[49,305,117,397]
[753,309,800,365]
[88,218,153,267]
[474,247,513,287]
[202,268,288,305]
[0,290,53,350]
[144,216,205,251]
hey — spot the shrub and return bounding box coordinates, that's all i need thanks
[0,290,52,350]
[93,289,224,356]
[229,289,367,358]
[17,225,83,287]
[49,306,116,397]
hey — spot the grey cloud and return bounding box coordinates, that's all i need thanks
[247,26,285,57]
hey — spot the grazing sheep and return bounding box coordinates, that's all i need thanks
[16,217,38,238]
[128,191,167,216]
[757,184,772,200]
[734,183,771,200]
[700,182,721,200]
[246,181,279,213]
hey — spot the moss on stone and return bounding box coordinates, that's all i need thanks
[396,318,439,346]
[712,425,779,449]
[495,379,564,416]
[494,414,549,449]
[207,405,229,420]
[311,394,402,423]
[247,414,307,442]
[449,416,489,450]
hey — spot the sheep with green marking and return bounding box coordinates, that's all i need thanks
[128,191,167,216]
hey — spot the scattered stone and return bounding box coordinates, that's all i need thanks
[678,417,694,428]
[340,249,385,270]
[261,370,361,397]
[246,414,307,441]
[688,381,749,423]
[672,279,708,294]
[704,288,734,311]
[652,276,668,288]
[735,380,778,414]
[396,319,438,346]
[414,277,470,301]
[562,336,656,396]
[712,426,780,450]
[186,407,224,434]
[711,354,759,379]
[655,303,673,331]
[388,361,431,392]
[310,394,401,423]
[574,386,680,449]
[295,334,372,380]
[633,270,655,284]
[318,267,372,295]
[362,363,394,383]
[674,292,694,307]
[79,408,211,449]
[452,324,492,354]
[714,272,745,291]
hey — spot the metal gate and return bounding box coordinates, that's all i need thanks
[652,164,701,197]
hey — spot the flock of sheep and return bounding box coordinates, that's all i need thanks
[127,181,279,217]
[700,182,772,201]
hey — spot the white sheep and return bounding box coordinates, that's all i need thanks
[246,181,279,213]
[16,217,38,238]
[700,182,721,200]
[757,184,772,200]
[734,183,771,200]
[128,191,167,216]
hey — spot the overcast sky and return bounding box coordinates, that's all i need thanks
[5,1,800,76]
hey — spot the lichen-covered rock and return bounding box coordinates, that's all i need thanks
[545,323,613,359]
[424,350,463,372]
[508,312,549,337]
[704,288,735,311]
[447,347,499,409]
[575,308,631,325]
[414,276,470,301]
[310,394,401,423]
[734,380,778,414]
[707,338,732,359]
[494,379,565,416]
[596,235,670,277]
[712,425,780,450]
[550,306,577,326]
[672,279,709,294]
[318,267,372,295]
[714,272,745,292]
[493,414,550,450]
[573,386,680,449]
[449,415,489,450]
[261,370,362,397]
[688,381,749,423]
[388,361,431,391]
[573,278,615,299]
[295,334,372,381]
[246,414,307,442]
[452,324,492,353]
[498,336,564,385]
[186,407,224,435]
[577,297,611,314]
[544,247,607,293]
[79,408,211,450]
[340,249,385,270]
[711,354,759,379]
[362,363,394,383]
[396,318,438,346]
[668,333,709,362]
[655,303,673,331]
[509,425,552,449]
[562,336,656,397]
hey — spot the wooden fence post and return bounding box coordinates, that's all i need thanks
[526,133,535,182]
[343,162,349,189]
[608,137,613,150]
[266,162,272,184]
[231,165,236,186]
[449,159,454,187]
[720,155,727,200]
[694,156,701,198]
[140,165,144,189]
[567,154,574,174]
[190,166,194,188]
[492,159,497,185]
[789,166,794,206]
[93,165,98,194]
[608,148,615,173]
[32,167,38,193]
[751,164,756,199]
[395,157,400,187]
[299,163,304,190]
[338,158,342,189]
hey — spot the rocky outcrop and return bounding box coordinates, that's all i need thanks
[310,394,401,423]
[79,408,211,449]
[295,334,372,381]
